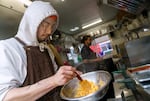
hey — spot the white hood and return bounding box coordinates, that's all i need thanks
[16,1,59,46]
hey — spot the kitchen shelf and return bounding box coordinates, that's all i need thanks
[128,24,150,32]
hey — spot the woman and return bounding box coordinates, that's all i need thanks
[0,1,81,101]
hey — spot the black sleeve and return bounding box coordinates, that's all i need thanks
[81,46,96,59]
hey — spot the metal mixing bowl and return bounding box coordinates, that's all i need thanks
[60,70,112,101]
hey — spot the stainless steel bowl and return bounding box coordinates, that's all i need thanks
[60,70,112,101]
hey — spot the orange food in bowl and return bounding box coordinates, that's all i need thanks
[75,79,105,97]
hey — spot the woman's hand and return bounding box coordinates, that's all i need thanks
[52,66,80,86]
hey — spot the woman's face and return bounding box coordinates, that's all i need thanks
[37,16,56,42]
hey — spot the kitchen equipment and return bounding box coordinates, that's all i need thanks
[60,70,112,101]
[125,36,150,67]
[127,64,150,89]
[101,0,150,15]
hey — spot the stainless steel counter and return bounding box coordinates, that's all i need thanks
[112,66,150,101]
[126,65,150,95]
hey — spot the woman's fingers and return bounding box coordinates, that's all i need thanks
[53,66,82,86]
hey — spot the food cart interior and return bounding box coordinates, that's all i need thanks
[0,0,150,101]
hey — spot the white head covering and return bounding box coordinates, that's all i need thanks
[16,1,59,46]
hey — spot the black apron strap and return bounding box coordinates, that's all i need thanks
[14,37,27,46]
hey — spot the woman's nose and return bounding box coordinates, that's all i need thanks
[46,26,52,35]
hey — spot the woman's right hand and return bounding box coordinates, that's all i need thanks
[52,66,78,86]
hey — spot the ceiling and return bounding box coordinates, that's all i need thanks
[0,0,149,39]
[0,0,118,39]
[44,0,118,35]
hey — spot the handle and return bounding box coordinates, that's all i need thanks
[75,72,83,81]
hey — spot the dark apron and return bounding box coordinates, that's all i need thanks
[15,37,61,101]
